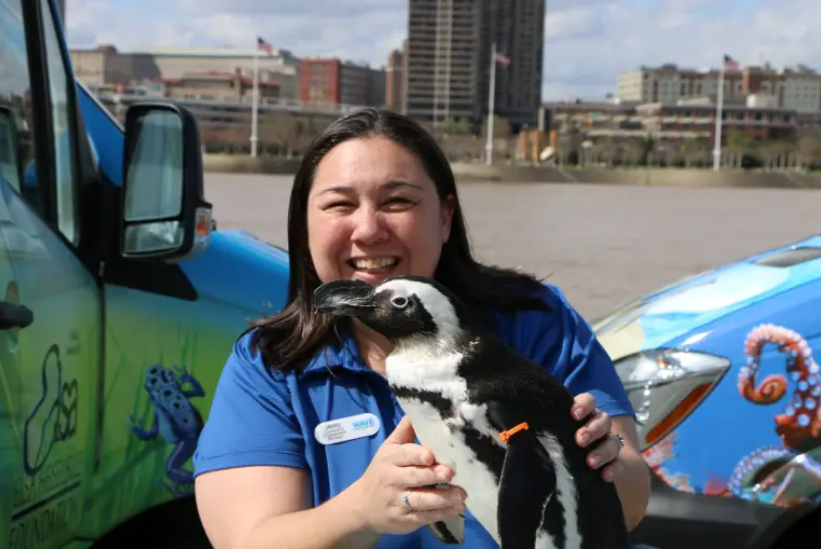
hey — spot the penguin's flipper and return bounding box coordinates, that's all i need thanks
[489,404,557,548]
[425,483,464,544]
[427,516,465,544]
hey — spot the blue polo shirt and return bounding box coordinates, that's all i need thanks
[193,284,635,547]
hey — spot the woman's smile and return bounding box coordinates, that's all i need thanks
[347,255,403,282]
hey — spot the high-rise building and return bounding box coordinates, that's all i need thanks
[405,0,480,126]
[404,0,546,131]
[476,0,546,129]
[386,46,406,113]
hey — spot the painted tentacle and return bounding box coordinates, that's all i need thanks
[739,324,821,450]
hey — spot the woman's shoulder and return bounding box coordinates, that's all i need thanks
[492,282,577,328]
[225,327,292,383]
[490,282,597,363]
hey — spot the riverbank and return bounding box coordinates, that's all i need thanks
[202,154,821,189]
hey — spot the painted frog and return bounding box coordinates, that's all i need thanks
[128,363,205,497]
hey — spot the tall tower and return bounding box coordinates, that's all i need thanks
[404,0,546,131]
[405,0,481,127]
[476,0,546,130]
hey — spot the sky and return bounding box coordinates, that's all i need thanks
[65,0,821,101]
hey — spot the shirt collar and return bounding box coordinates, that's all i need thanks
[299,320,374,379]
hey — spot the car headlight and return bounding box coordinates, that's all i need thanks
[614,348,731,451]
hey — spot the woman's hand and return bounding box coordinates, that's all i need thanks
[346,415,467,536]
[571,393,625,483]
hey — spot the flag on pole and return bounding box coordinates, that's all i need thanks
[494,52,511,66]
[723,54,740,71]
[257,36,273,56]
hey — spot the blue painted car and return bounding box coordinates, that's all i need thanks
[593,237,821,549]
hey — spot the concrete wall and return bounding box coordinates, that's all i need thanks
[203,154,302,175]
[449,163,821,189]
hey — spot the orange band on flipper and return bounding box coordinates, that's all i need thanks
[499,422,529,443]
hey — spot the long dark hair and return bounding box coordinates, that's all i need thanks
[249,108,549,372]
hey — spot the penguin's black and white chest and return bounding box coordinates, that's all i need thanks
[386,350,582,549]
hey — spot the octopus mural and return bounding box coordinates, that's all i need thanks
[728,324,821,503]
[644,324,821,505]
[642,433,695,493]
[738,324,821,451]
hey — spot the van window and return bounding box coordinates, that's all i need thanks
[0,0,33,195]
[41,0,79,244]
[0,0,79,245]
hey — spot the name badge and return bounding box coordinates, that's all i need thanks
[314,413,381,445]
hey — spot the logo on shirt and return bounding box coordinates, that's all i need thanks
[352,418,376,431]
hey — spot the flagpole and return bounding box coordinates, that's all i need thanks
[250,47,260,158]
[485,41,497,166]
[712,59,725,171]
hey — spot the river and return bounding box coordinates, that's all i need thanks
[205,173,820,320]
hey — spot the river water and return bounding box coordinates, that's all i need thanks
[205,172,820,320]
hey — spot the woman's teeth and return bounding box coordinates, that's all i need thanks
[351,258,397,272]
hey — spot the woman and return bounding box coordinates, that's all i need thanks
[193,108,651,549]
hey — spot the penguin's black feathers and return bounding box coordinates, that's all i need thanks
[313,276,632,549]
[464,331,631,549]
[494,410,558,549]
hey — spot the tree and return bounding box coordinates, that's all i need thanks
[725,130,753,169]
[480,115,512,139]
[680,137,711,167]
[797,135,821,170]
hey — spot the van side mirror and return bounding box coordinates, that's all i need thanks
[120,103,212,261]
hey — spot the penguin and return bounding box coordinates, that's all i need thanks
[314,275,631,549]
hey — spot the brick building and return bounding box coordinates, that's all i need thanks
[300,58,386,108]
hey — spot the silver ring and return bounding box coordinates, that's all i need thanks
[612,432,625,449]
[402,490,413,510]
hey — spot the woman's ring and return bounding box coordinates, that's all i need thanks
[402,490,413,510]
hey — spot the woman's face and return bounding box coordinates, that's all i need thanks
[307,135,454,286]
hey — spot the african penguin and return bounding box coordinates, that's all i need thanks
[314,275,631,549]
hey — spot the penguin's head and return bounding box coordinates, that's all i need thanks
[314,276,465,344]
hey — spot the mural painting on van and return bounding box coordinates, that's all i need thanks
[127,363,205,498]
[728,323,821,505]
[644,323,821,507]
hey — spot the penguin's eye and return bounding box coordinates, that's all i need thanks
[390,296,409,309]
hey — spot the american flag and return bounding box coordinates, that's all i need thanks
[257,36,273,56]
[495,52,511,66]
[723,54,740,71]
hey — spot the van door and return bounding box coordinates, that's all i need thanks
[1,0,103,547]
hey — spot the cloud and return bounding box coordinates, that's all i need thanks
[176,0,405,18]
[64,0,821,101]
[542,0,821,100]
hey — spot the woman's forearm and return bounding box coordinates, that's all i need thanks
[242,485,381,549]
[609,416,651,530]
[614,449,651,530]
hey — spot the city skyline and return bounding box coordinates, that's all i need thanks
[65,0,821,101]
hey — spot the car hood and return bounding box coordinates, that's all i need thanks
[593,234,821,361]
[179,228,291,317]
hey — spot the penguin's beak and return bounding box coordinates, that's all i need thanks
[314,279,377,317]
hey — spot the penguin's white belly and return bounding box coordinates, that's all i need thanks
[398,398,573,549]
[398,397,503,543]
